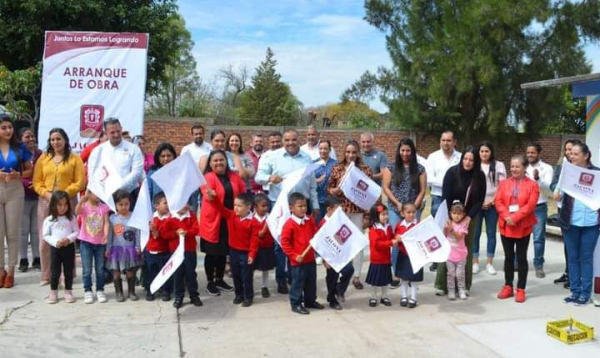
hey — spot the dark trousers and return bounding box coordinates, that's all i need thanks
[501,235,530,289]
[274,244,292,286]
[204,254,226,282]
[325,262,354,303]
[50,244,75,290]
[230,249,255,300]
[289,261,317,307]
[144,250,172,294]
[174,251,199,299]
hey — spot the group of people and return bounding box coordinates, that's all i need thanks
[0,114,598,314]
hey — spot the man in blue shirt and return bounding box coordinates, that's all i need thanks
[360,132,387,185]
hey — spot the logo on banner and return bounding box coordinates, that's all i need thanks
[425,237,442,252]
[356,179,369,191]
[161,260,173,275]
[579,173,595,186]
[80,105,104,138]
[334,224,352,245]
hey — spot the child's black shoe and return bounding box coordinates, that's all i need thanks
[400,297,408,307]
[161,291,171,302]
[173,297,183,308]
[261,287,270,298]
[145,292,155,301]
[380,298,392,307]
[291,305,309,315]
[233,296,243,304]
[191,296,203,307]
[369,298,377,307]
[242,299,253,307]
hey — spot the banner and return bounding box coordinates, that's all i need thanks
[401,216,451,274]
[87,157,122,212]
[557,161,600,210]
[339,162,381,211]
[39,31,148,152]
[150,234,185,294]
[310,207,368,273]
[151,151,206,213]
[129,179,153,251]
[434,200,449,230]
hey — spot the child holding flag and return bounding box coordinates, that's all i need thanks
[144,192,172,302]
[252,194,276,298]
[366,204,398,307]
[394,203,422,308]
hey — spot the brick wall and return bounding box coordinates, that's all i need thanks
[143,117,585,167]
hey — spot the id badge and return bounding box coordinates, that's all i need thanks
[509,205,519,213]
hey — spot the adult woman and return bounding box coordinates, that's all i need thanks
[472,142,506,275]
[327,140,373,290]
[133,135,154,173]
[314,140,337,222]
[199,129,239,173]
[435,146,486,295]
[495,155,539,303]
[382,138,426,286]
[18,128,43,272]
[146,143,177,200]
[558,143,600,306]
[199,150,245,296]
[33,128,84,286]
[225,133,255,189]
[0,115,33,288]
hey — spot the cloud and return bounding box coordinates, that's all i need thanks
[309,14,370,38]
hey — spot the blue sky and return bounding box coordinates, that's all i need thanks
[179,0,599,113]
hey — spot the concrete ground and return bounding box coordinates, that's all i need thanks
[1,234,600,358]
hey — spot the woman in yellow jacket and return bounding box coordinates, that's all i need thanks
[33,128,84,286]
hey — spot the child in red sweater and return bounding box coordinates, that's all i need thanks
[144,192,172,302]
[159,203,201,309]
[252,194,276,299]
[394,203,421,308]
[366,204,399,307]
[281,192,324,315]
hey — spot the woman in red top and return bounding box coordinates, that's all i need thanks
[495,155,539,303]
[199,149,246,296]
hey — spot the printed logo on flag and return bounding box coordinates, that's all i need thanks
[356,179,369,191]
[425,237,442,253]
[334,224,352,245]
[161,260,173,275]
[579,173,595,186]
[80,105,104,138]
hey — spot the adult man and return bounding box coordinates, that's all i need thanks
[246,134,264,194]
[526,143,553,278]
[181,124,213,164]
[426,130,461,271]
[257,131,283,194]
[300,125,337,161]
[88,118,144,194]
[256,129,319,294]
[360,132,387,185]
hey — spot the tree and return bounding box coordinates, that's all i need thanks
[0,64,42,124]
[240,48,302,126]
[344,0,600,142]
[308,101,382,128]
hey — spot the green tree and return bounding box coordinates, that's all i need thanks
[240,48,302,126]
[0,64,42,124]
[344,0,599,142]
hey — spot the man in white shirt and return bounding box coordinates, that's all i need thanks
[426,131,461,271]
[257,131,283,194]
[181,124,213,163]
[526,143,554,278]
[300,125,337,161]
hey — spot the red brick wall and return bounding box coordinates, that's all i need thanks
[143,117,584,167]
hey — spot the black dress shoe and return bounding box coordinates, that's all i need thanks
[191,296,203,307]
[18,258,28,272]
[329,301,342,310]
[554,273,568,284]
[31,257,41,270]
[161,292,171,302]
[173,297,183,308]
[233,296,244,304]
[291,305,310,315]
[261,287,270,298]
[380,298,392,307]
[145,292,155,301]
[242,299,253,307]
[277,284,289,294]
[305,301,325,309]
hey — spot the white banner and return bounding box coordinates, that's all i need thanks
[87,158,122,212]
[151,151,206,213]
[129,179,153,251]
[150,234,185,294]
[434,200,449,230]
[401,216,451,274]
[339,162,381,211]
[310,207,368,273]
[39,31,148,152]
[557,161,600,210]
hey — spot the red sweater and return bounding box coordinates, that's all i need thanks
[495,176,539,238]
[215,201,260,259]
[395,220,418,255]
[281,215,317,266]
[369,224,394,264]
[159,211,199,252]
[252,214,274,249]
[145,214,170,253]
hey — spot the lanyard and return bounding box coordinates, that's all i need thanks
[511,178,522,204]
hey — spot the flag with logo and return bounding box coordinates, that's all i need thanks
[557,161,600,210]
[87,158,123,212]
[400,216,451,274]
[151,151,206,213]
[339,162,381,211]
[150,234,185,294]
[434,200,449,230]
[129,178,152,251]
[310,207,368,272]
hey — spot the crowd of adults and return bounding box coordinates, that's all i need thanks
[0,114,598,305]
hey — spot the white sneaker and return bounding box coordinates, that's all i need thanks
[486,264,497,275]
[97,290,108,303]
[84,291,94,304]
[448,291,456,300]
[473,263,480,274]
[315,257,323,265]
[459,289,468,300]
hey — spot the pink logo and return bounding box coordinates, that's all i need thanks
[161,260,173,275]
[356,179,369,191]
[425,237,441,253]
[80,105,104,138]
[334,224,352,245]
[579,173,595,186]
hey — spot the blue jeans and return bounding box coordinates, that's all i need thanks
[230,249,255,300]
[473,207,498,259]
[431,195,443,218]
[389,209,403,275]
[80,241,106,292]
[532,203,548,268]
[289,262,317,307]
[564,225,599,300]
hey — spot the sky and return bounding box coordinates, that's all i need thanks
[179,0,599,114]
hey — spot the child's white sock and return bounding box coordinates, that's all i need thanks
[371,285,378,299]
[261,271,269,288]
[410,282,418,301]
[381,286,388,299]
[400,281,409,298]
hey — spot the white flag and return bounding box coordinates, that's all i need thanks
[434,200,449,230]
[339,162,381,211]
[310,207,368,272]
[150,234,185,294]
[87,159,123,212]
[557,161,600,210]
[129,179,153,251]
[151,151,206,213]
[401,216,451,274]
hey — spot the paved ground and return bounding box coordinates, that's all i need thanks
[1,234,599,358]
